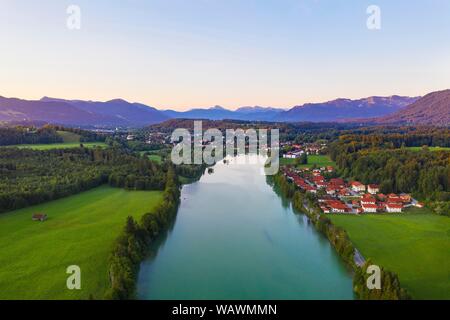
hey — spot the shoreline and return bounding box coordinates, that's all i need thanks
[270,172,411,300]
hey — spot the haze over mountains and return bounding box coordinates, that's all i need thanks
[0,90,448,127]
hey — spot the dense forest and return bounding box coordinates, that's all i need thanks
[0,147,166,213]
[0,126,63,145]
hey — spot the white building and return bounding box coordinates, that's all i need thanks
[386,203,403,213]
[368,184,380,195]
[351,181,366,193]
[362,203,378,213]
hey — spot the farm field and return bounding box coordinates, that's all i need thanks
[139,151,163,163]
[3,142,108,150]
[0,186,163,300]
[280,154,335,168]
[406,146,450,152]
[329,208,450,299]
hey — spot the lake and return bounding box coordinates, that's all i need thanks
[137,155,354,299]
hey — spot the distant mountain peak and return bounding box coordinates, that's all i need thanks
[210,105,227,110]
[106,98,130,104]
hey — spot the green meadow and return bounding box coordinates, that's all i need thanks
[57,130,82,143]
[280,154,335,168]
[139,151,163,164]
[0,186,163,300]
[329,208,450,299]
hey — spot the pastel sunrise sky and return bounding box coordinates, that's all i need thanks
[1,0,449,110]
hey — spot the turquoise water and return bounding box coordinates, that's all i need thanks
[137,156,353,299]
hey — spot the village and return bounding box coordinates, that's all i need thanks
[281,142,325,158]
[282,166,424,214]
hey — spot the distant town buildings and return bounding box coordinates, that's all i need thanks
[282,166,423,215]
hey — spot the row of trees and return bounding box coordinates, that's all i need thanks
[105,167,180,299]
[0,147,166,213]
[0,125,108,146]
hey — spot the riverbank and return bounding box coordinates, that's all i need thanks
[137,156,354,300]
[329,210,450,299]
[270,173,410,300]
[104,167,181,299]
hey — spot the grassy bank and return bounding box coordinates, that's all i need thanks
[0,186,163,300]
[329,208,450,299]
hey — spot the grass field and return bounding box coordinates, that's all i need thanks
[4,142,108,150]
[280,154,335,168]
[139,151,163,164]
[57,130,81,143]
[0,186,163,300]
[406,146,450,152]
[329,208,450,299]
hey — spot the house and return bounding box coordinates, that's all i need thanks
[361,194,376,205]
[368,184,380,194]
[415,202,425,208]
[316,181,327,188]
[330,178,345,187]
[326,188,336,195]
[326,166,334,173]
[351,200,360,207]
[386,203,403,213]
[326,200,349,213]
[400,194,412,203]
[387,194,403,204]
[351,181,366,193]
[362,203,378,213]
[126,135,135,141]
[32,213,47,222]
[377,193,387,201]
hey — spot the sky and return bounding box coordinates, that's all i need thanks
[0,0,449,110]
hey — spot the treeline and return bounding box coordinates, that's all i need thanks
[270,173,411,300]
[50,125,107,142]
[105,167,180,299]
[336,126,450,148]
[0,147,166,213]
[354,261,410,300]
[329,138,450,210]
[0,126,63,145]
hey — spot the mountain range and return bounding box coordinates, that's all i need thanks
[0,90,448,127]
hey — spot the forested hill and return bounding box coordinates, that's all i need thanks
[376,89,450,126]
